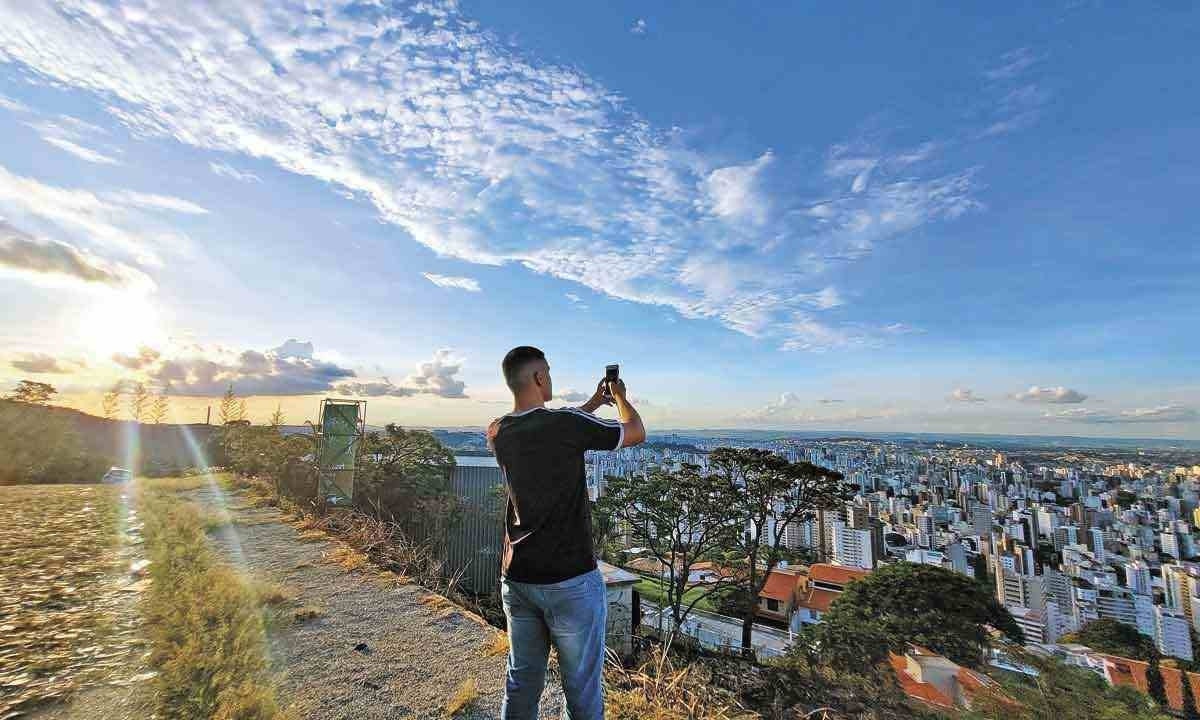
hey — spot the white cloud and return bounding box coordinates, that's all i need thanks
[110,340,357,396]
[950,388,986,403]
[984,47,1044,81]
[558,389,589,402]
[565,292,589,310]
[797,286,843,310]
[104,191,208,215]
[338,348,468,399]
[0,165,195,266]
[743,391,883,424]
[0,94,30,113]
[422,272,481,292]
[630,19,647,35]
[0,1,982,351]
[10,352,85,374]
[41,136,120,165]
[1013,385,1088,404]
[1044,405,1197,424]
[209,161,261,183]
[0,219,149,288]
[702,152,774,226]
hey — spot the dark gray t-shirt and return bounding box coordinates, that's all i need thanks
[491,407,622,584]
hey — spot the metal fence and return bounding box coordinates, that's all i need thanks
[440,461,505,594]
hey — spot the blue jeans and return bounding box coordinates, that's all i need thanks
[500,568,607,720]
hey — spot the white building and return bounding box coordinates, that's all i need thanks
[1155,605,1194,661]
[831,520,875,570]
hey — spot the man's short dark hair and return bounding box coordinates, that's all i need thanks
[503,346,545,391]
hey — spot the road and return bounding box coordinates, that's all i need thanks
[640,601,793,658]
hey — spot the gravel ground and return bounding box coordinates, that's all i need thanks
[189,486,565,719]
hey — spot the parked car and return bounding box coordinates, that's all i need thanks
[101,467,132,484]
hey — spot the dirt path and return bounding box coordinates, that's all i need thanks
[189,486,564,719]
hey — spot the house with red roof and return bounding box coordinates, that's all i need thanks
[1100,653,1200,713]
[790,563,871,632]
[889,645,1019,713]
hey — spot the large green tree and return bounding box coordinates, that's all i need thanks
[596,463,741,635]
[1062,618,1157,661]
[709,447,847,653]
[358,424,458,535]
[812,561,1023,669]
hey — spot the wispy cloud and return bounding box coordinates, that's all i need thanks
[0,165,197,266]
[1044,405,1197,424]
[0,219,148,288]
[40,136,120,165]
[557,389,589,402]
[0,1,983,351]
[9,352,86,374]
[565,292,589,310]
[950,388,986,403]
[209,161,261,184]
[1013,385,1088,404]
[630,19,647,35]
[743,391,883,424]
[422,272,481,292]
[984,48,1044,81]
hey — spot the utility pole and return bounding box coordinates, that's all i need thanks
[206,406,211,425]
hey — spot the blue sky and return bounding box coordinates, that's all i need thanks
[0,1,1196,437]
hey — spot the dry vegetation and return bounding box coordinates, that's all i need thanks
[444,678,480,717]
[137,480,282,719]
[0,484,148,718]
[604,647,761,720]
[483,631,509,658]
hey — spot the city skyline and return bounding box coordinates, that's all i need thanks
[1,2,1197,438]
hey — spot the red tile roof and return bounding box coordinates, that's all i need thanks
[797,588,840,613]
[1101,654,1200,712]
[809,563,871,587]
[888,655,954,710]
[760,570,798,602]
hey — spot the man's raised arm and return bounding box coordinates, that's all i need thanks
[608,378,645,447]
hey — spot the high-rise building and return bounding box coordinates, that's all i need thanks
[1125,560,1153,596]
[972,506,993,538]
[1155,606,1194,661]
[1090,528,1106,564]
[832,520,875,570]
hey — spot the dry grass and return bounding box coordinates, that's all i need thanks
[419,594,454,612]
[297,529,327,542]
[292,606,324,622]
[483,632,509,658]
[249,579,295,607]
[137,485,281,719]
[604,647,759,720]
[324,544,369,572]
[444,678,479,717]
[138,473,234,493]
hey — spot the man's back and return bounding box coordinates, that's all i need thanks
[491,407,622,584]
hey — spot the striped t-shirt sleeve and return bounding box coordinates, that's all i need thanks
[561,407,623,451]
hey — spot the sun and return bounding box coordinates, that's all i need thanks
[76,291,168,361]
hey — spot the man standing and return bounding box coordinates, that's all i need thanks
[487,346,645,720]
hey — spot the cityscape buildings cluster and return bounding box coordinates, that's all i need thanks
[586,435,1200,662]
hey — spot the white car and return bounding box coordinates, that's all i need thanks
[101,467,133,484]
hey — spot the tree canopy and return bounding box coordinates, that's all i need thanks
[6,380,57,405]
[1062,618,1157,661]
[812,561,1023,669]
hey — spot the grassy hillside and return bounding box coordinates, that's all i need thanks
[0,400,218,480]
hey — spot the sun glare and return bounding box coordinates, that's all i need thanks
[77,292,168,361]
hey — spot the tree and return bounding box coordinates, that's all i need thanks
[708,447,847,652]
[6,380,57,405]
[358,424,458,532]
[1184,668,1199,720]
[150,390,169,424]
[0,401,110,484]
[268,404,285,429]
[812,561,1024,669]
[1148,653,1168,708]
[127,382,150,423]
[596,463,742,636]
[1062,618,1156,661]
[218,384,237,425]
[102,386,121,420]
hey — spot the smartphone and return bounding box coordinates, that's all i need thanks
[605,364,619,382]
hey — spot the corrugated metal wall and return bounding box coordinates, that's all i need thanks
[442,463,505,594]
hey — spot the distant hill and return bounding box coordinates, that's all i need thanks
[0,399,220,474]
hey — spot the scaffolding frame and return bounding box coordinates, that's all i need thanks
[316,398,366,504]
